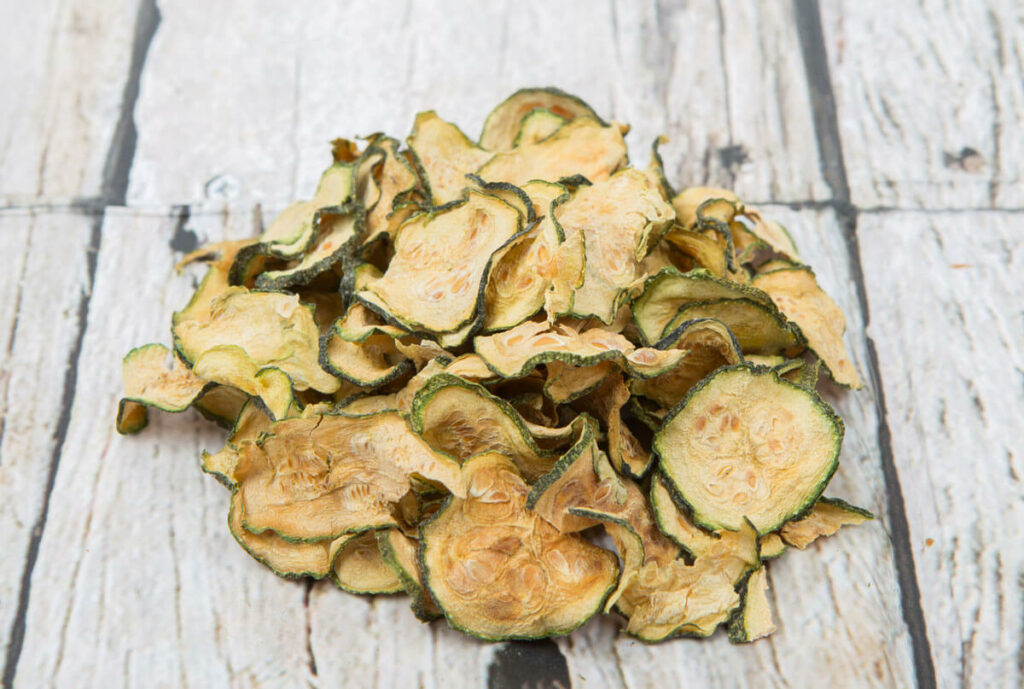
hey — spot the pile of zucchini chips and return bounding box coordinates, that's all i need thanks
[117,88,871,642]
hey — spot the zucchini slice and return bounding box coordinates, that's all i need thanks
[320,303,413,389]
[409,373,556,482]
[513,108,567,147]
[661,227,729,277]
[779,497,873,549]
[630,318,742,409]
[173,287,340,394]
[228,489,343,580]
[192,384,250,429]
[201,400,273,488]
[482,180,565,331]
[752,266,862,388]
[192,346,295,420]
[614,519,758,641]
[116,343,208,434]
[477,117,627,188]
[419,453,618,640]
[362,135,421,248]
[356,189,523,343]
[479,87,602,151]
[552,169,675,323]
[407,111,493,207]
[759,533,788,560]
[574,374,653,480]
[254,202,365,291]
[474,320,632,378]
[654,365,843,534]
[631,267,776,345]
[235,411,463,542]
[728,566,777,643]
[543,360,616,404]
[661,299,802,356]
[377,529,442,621]
[331,530,405,595]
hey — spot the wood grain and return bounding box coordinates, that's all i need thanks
[0,0,144,204]
[127,0,828,208]
[0,210,95,672]
[820,0,1024,209]
[858,210,1024,689]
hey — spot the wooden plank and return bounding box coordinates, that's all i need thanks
[127,0,827,207]
[555,206,917,689]
[0,0,148,204]
[0,210,95,672]
[820,0,1024,209]
[858,210,1024,689]
[7,207,319,688]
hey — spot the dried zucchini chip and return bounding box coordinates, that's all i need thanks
[779,497,873,549]
[614,519,758,641]
[235,162,356,269]
[513,109,567,147]
[477,117,627,188]
[574,375,653,480]
[661,227,729,277]
[331,530,405,595]
[362,135,420,247]
[479,87,602,151]
[474,320,632,378]
[192,384,250,429]
[255,202,365,291]
[482,180,565,331]
[630,318,742,409]
[377,529,442,621]
[727,566,777,643]
[356,190,523,344]
[174,287,339,394]
[759,533,788,560]
[228,489,343,580]
[321,303,413,389]
[192,346,295,420]
[646,135,676,200]
[410,373,556,482]
[655,365,843,534]
[661,299,802,356]
[672,187,740,230]
[543,360,616,404]
[419,453,618,640]
[116,343,209,434]
[407,111,493,207]
[753,266,862,388]
[201,400,274,489]
[552,169,674,323]
[631,267,776,345]
[235,411,464,541]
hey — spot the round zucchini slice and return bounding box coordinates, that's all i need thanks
[655,364,843,534]
[479,87,602,151]
[419,453,618,640]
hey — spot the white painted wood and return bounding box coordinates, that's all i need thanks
[8,208,321,688]
[859,210,1024,689]
[0,0,141,202]
[555,207,917,689]
[0,210,94,665]
[821,0,1024,209]
[127,0,828,208]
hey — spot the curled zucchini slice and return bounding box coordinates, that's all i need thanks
[356,190,523,344]
[377,529,442,621]
[235,411,463,542]
[321,303,413,389]
[331,530,405,595]
[419,453,618,640]
[116,343,208,434]
[753,266,862,388]
[407,111,493,207]
[779,497,873,549]
[553,169,674,324]
[728,566,777,643]
[479,87,602,151]
[655,365,843,534]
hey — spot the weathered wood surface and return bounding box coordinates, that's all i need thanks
[859,211,1024,689]
[1,0,1021,688]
